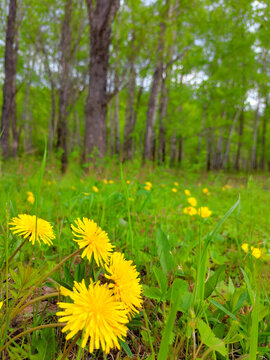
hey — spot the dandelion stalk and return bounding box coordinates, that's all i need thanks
[60,332,81,360]
[0,323,66,353]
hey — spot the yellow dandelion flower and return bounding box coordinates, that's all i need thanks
[198,207,212,218]
[251,247,262,259]
[183,206,197,216]
[71,186,76,191]
[188,197,197,207]
[126,180,130,184]
[184,189,191,196]
[128,197,134,202]
[144,185,151,191]
[145,181,152,187]
[103,179,108,184]
[71,218,114,266]
[27,191,35,204]
[222,186,226,191]
[174,182,179,186]
[57,280,129,354]
[0,301,3,309]
[203,188,209,194]
[9,214,55,246]
[108,180,114,184]
[172,188,177,193]
[105,252,143,316]
[47,181,51,185]
[84,193,89,196]
[241,243,249,253]
[92,186,99,193]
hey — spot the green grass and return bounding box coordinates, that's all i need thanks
[0,157,269,359]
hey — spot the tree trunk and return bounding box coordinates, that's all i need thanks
[251,105,260,170]
[158,75,167,163]
[57,0,72,173]
[1,0,17,158]
[83,0,119,163]
[222,108,240,169]
[113,15,120,156]
[143,21,165,163]
[234,109,244,171]
[170,134,177,167]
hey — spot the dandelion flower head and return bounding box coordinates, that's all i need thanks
[241,243,249,253]
[57,280,129,354]
[183,206,197,216]
[188,197,197,207]
[198,207,212,218]
[103,179,108,184]
[184,189,191,196]
[172,188,177,193]
[108,180,114,184]
[145,181,152,187]
[9,214,55,246]
[126,180,130,184]
[0,301,3,310]
[144,185,151,191]
[92,186,99,193]
[105,252,143,316]
[203,188,209,195]
[174,182,179,186]
[251,246,262,259]
[71,218,114,266]
[27,191,35,204]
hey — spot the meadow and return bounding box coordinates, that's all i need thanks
[0,156,269,359]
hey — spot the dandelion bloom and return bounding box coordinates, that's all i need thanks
[222,186,226,191]
[27,191,35,204]
[241,243,249,253]
[198,207,212,218]
[0,301,3,309]
[128,197,134,202]
[174,182,179,186]
[83,192,89,196]
[108,180,114,184]
[105,252,143,316]
[144,185,151,191]
[203,188,209,195]
[172,188,177,193]
[103,179,108,184]
[92,186,99,193]
[126,180,130,184]
[251,247,262,259]
[9,214,55,246]
[71,186,76,191]
[145,181,152,187]
[184,189,191,196]
[188,197,197,207]
[71,218,114,266]
[183,206,197,216]
[57,280,129,354]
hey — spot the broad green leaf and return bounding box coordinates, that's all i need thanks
[197,319,227,357]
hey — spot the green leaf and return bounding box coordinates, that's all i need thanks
[143,285,163,301]
[197,319,227,356]
[156,228,175,275]
[153,266,168,295]
[204,265,226,298]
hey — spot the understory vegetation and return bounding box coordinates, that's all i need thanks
[0,157,269,359]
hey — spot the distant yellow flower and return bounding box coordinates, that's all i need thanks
[47,181,51,185]
[198,183,202,187]
[198,207,212,218]
[0,301,3,309]
[71,186,76,191]
[27,191,35,204]
[188,197,197,207]
[92,186,99,193]
[241,243,249,253]
[9,214,55,246]
[105,252,143,316]
[172,188,177,193]
[183,206,197,216]
[108,180,114,184]
[71,218,114,266]
[128,197,134,202]
[57,280,129,354]
[145,181,152,187]
[126,180,130,184]
[144,186,151,191]
[161,184,165,187]
[203,188,209,195]
[83,192,89,196]
[184,189,191,196]
[251,247,262,259]
[103,179,108,184]
[174,182,179,186]
[222,186,226,191]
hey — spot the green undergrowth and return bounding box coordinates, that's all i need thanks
[0,157,269,359]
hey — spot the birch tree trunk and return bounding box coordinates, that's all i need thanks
[234,109,244,171]
[222,108,240,169]
[251,105,260,170]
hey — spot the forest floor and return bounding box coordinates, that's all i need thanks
[0,157,269,359]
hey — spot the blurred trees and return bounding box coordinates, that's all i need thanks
[0,0,269,172]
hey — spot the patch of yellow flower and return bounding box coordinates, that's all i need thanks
[103,179,108,184]
[27,191,35,204]
[83,192,89,196]
[0,301,3,309]
[174,182,179,186]
[161,184,165,187]
[184,189,191,196]
[144,185,151,191]
[128,197,134,201]
[172,188,177,193]
[188,197,197,207]
[126,180,130,184]
[202,188,210,195]
[222,184,231,191]
[108,180,114,184]
[183,206,197,216]
[145,181,152,187]
[241,243,262,259]
[92,186,99,193]
[71,186,76,191]
[198,207,212,218]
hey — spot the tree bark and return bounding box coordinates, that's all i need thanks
[143,21,165,163]
[57,0,72,173]
[259,102,268,170]
[83,0,119,163]
[251,105,260,170]
[1,0,17,158]
[234,109,244,171]
[222,108,240,169]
